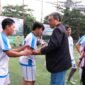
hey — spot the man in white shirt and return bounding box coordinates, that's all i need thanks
[0,18,31,85]
[66,26,77,84]
[19,22,44,85]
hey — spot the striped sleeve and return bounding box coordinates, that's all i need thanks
[77,35,85,46]
[0,33,11,51]
[24,34,35,49]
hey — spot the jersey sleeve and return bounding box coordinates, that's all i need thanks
[77,36,85,46]
[24,34,36,49]
[0,33,11,51]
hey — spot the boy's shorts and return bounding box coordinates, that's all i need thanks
[0,74,10,85]
[20,63,36,81]
[71,60,77,69]
[72,64,77,69]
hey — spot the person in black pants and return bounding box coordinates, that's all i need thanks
[81,67,85,85]
[76,36,85,85]
[80,47,85,85]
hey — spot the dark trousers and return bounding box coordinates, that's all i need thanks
[81,67,85,85]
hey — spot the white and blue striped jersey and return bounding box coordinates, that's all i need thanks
[77,35,85,54]
[19,32,37,66]
[0,32,11,77]
[77,35,85,67]
[77,35,85,47]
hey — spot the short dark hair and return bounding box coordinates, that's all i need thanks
[32,22,44,31]
[49,12,61,21]
[65,25,71,30]
[2,18,15,30]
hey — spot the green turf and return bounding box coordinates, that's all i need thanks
[9,47,81,85]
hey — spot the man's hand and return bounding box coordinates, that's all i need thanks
[32,49,41,55]
[41,44,48,48]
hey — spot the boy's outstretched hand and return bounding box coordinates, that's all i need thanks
[21,48,32,56]
[22,45,31,50]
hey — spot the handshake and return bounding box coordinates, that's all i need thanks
[21,41,48,56]
[20,45,41,56]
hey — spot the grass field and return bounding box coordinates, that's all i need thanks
[9,47,81,85]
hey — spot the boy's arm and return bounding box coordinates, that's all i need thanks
[77,48,84,67]
[12,45,30,52]
[76,43,81,54]
[5,48,32,57]
[0,35,32,57]
[76,42,84,66]
[12,35,33,52]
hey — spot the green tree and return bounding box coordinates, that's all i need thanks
[44,15,49,24]
[44,8,85,39]
[63,8,85,39]
[1,5,36,36]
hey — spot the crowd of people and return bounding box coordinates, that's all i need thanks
[0,12,85,85]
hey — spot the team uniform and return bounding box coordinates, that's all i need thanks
[77,35,85,67]
[77,35,85,48]
[68,36,76,68]
[19,32,37,81]
[77,35,85,84]
[0,32,11,85]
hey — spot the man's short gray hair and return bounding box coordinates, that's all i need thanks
[49,12,61,21]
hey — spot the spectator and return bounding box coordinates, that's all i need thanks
[76,35,85,85]
[66,25,77,85]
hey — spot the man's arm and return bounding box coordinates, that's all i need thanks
[33,28,64,55]
[41,28,64,54]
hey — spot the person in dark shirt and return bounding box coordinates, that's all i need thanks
[33,12,71,85]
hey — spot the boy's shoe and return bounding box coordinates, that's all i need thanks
[70,81,76,85]
[66,80,76,85]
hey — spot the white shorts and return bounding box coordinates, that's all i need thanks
[0,74,10,85]
[71,60,77,69]
[20,63,36,81]
[72,64,77,69]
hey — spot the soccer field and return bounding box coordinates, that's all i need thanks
[9,47,81,85]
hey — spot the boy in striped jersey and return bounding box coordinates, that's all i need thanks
[76,35,85,85]
[19,22,44,85]
[0,18,32,85]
